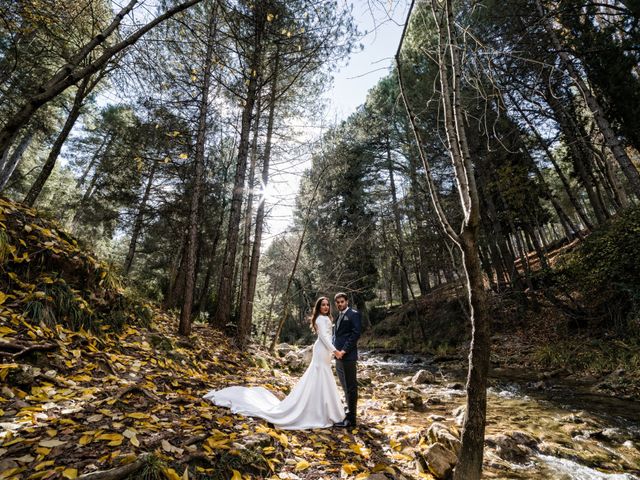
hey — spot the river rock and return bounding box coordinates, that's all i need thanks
[412,370,436,385]
[300,345,313,364]
[366,474,390,480]
[452,405,466,426]
[283,351,303,370]
[416,442,458,479]
[404,391,425,411]
[509,431,538,449]
[422,422,461,455]
[591,428,626,442]
[385,398,406,411]
[277,343,294,355]
[485,431,538,463]
[446,382,464,391]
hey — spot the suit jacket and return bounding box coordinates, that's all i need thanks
[332,307,361,361]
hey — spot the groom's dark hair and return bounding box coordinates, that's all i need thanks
[334,292,348,301]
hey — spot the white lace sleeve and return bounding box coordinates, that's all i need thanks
[317,316,335,352]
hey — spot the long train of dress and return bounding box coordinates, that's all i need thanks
[203,315,345,430]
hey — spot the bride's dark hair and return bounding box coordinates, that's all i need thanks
[310,296,332,333]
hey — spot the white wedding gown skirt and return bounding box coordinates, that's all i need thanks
[203,315,345,430]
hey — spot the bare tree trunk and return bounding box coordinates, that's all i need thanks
[543,83,608,224]
[397,2,490,477]
[386,137,409,304]
[71,167,102,231]
[0,131,33,192]
[238,48,281,347]
[213,10,265,329]
[236,101,262,343]
[124,160,157,275]
[165,233,187,309]
[24,75,93,206]
[179,5,217,336]
[537,0,640,198]
[510,89,593,230]
[76,134,113,189]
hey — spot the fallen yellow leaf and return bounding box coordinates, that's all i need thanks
[62,468,78,479]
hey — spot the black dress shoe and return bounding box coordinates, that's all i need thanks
[333,419,357,428]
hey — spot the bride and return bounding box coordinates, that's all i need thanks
[203,296,345,430]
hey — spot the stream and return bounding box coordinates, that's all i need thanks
[359,352,640,479]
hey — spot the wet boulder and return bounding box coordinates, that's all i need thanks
[485,431,538,463]
[412,369,436,385]
[300,345,313,364]
[384,398,406,411]
[404,390,425,411]
[452,405,466,426]
[421,422,461,455]
[415,442,458,479]
[283,351,304,371]
[277,343,294,355]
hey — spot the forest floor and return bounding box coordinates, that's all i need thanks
[0,197,434,479]
[0,309,436,480]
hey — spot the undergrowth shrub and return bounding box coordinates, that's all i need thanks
[553,206,640,334]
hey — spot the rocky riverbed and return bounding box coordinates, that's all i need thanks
[279,344,640,479]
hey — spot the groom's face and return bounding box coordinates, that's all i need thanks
[335,297,348,311]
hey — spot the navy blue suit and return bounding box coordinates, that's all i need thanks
[332,307,361,423]
[332,307,362,361]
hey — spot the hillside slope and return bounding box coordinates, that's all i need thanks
[0,198,432,480]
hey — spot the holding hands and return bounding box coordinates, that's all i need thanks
[334,350,345,359]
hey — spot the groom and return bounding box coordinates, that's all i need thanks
[332,292,361,428]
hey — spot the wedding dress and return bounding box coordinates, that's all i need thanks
[203,315,345,430]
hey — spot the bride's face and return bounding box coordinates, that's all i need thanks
[320,299,330,315]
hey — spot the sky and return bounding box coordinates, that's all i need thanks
[262,0,409,246]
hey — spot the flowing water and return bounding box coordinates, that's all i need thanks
[359,352,640,480]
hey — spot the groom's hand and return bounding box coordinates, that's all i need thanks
[335,350,345,359]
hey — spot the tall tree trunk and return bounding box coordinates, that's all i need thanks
[543,83,608,224]
[24,77,92,206]
[0,132,33,192]
[236,100,262,342]
[165,233,187,309]
[76,134,113,189]
[398,2,490,477]
[406,148,432,295]
[71,168,101,231]
[195,220,222,315]
[386,137,409,304]
[509,88,593,230]
[214,11,265,329]
[237,47,280,347]
[179,5,217,336]
[124,160,157,275]
[537,0,640,198]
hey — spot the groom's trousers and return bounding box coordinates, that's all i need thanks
[335,359,358,423]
